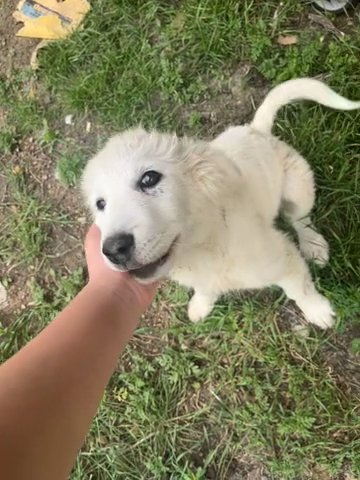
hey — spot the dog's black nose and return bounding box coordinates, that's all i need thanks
[102,233,135,265]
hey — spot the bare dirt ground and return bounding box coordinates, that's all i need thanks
[0,0,39,76]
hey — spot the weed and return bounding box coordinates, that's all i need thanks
[56,150,87,187]
[0,129,17,154]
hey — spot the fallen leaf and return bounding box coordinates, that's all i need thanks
[277,34,298,46]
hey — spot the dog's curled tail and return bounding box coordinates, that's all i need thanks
[251,78,360,135]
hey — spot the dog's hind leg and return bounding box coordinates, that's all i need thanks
[272,233,334,329]
[280,146,329,266]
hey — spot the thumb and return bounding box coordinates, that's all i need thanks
[85,224,102,257]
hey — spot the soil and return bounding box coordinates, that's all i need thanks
[0,135,87,321]
[0,0,39,77]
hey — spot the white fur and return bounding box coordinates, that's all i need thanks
[82,78,360,329]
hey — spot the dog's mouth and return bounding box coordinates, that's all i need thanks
[128,237,178,280]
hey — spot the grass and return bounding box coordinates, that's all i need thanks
[0,72,46,139]
[39,1,304,132]
[1,0,360,479]
[56,150,87,187]
[85,300,359,480]
[0,168,72,268]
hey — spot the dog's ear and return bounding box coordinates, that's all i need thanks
[183,144,236,201]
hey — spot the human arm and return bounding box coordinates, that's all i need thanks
[0,225,157,480]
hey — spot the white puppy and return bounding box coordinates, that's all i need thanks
[82,78,360,329]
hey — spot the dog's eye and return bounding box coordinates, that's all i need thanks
[96,198,106,211]
[139,170,162,191]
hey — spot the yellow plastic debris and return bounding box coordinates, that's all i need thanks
[13,0,90,40]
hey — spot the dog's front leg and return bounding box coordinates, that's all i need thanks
[188,291,218,323]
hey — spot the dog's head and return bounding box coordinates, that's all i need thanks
[82,127,233,282]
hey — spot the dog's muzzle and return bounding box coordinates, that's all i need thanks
[102,234,178,280]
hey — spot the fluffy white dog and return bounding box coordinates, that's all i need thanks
[82,78,360,329]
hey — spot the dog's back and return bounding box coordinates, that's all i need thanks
[211,125,285,223]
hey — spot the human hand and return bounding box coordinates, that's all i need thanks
[84,225,158,314]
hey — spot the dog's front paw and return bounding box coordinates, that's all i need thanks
[300,294,335,329]
[188,295,214,323]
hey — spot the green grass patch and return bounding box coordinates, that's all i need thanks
[0,129,17,154]
[0,169,71,266]
[1,283,359,479]
[0,73,60,154]
[56,149,87,187]
[38,1,303,132]
[0,73,44,139]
